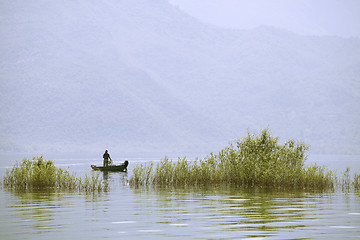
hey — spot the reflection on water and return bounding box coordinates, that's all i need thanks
[1,173,360,239]
[129,188,360,239]
[0,190,109,240]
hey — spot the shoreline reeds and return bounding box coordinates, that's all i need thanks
[3,129,358,192]
[3,156,108,192]
[129,129,358,191]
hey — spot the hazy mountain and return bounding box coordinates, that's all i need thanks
[1,0,359,154]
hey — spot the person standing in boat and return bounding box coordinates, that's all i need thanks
[103,150,112,167]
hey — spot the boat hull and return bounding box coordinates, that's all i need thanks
[91,164,127,172]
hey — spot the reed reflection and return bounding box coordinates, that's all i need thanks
[4,189,108,235]
[132,187,318,237]
[100,171,128,189]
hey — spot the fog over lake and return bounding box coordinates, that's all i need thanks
[0,2,359,238]
[0,0,359,155]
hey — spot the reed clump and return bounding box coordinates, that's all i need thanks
[3,156,108,192]
[130,129,342,190]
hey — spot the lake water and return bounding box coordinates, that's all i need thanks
[0,154,359,239]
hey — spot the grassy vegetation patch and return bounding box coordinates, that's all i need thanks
[130,129,358,191]
[3,156,108,192]
[3,129,358,192]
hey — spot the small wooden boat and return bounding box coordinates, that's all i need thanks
[91,161,128,172]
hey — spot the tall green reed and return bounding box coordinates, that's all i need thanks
[129,128,355,191]
[354,173,360,191]
[3,156,108,192]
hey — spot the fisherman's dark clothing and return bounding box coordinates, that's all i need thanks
[103,152,110,167]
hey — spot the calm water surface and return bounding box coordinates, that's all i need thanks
[0,155,359,239]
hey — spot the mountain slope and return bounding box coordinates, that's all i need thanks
[0,0,359,154]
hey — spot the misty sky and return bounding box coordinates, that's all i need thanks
[168,0,360,38]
